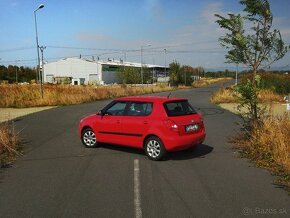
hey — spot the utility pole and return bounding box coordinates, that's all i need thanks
[123,51,127,62]
[164,48,167,77]
[141,44,151,85]
[15,60,20,83]
[39,46,46,98]
[184,67,187,86]
[152,57,155,84]
[34,4,44,96]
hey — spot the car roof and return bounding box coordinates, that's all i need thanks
[116,96,187,103]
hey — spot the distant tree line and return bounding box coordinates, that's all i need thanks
[205,69,289,79]
[0,65,37,83]
[169,61,205,86]
[205,69,236,78]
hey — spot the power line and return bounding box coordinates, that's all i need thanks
[0,46,35,53]
[46,45,138,52]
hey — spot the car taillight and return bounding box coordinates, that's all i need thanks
[200,121,205,130]
[164,119,179,132]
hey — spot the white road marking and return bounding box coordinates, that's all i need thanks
[134,159,142,218]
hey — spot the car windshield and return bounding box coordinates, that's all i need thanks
[163,100,197,117]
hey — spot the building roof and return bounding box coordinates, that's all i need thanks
[46,57,167,69]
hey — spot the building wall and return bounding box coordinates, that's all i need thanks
[43,58,102,84]
[43,58,167,85]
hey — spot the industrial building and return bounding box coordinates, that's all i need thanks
[43,57,167,85]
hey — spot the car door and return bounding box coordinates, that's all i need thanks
[121,101,153,148]
[96,101,128,144]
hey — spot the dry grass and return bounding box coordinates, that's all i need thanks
[0,84,174,108]
[0,122,21,167]
[258,89,283,102]
[211,87,284,104]
[210,87,236,104]
[191,77,232,88]
[231,114,290,188]
[212,85,289,189]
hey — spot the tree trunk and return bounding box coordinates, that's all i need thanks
[252,67,257,88]
[252,67,258,120]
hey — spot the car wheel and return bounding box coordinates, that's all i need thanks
[144,136,166,161]
[82,128,98,148]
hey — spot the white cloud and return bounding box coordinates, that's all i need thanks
[201,2,224,24]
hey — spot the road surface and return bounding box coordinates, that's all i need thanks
[0,81,289,217]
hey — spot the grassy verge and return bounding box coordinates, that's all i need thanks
[230,114,290,189]
[211,86,290,190]
[0,122,21,167]
[210,87,284,104]
[191,77,232,88]
[0,84,175,108]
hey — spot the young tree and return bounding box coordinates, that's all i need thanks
[215,0,289,120]
[169,61,181,85]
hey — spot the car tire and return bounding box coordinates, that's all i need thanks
[144,136,166,161]
[81,128,99,148]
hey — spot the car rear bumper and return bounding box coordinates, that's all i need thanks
[162,131,206,152]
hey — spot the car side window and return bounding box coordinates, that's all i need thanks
[127,102,153,116]
[105,101,127,116]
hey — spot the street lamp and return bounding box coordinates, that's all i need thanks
[141,44,151,85]
[34,4,44,98]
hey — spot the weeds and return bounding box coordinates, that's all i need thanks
[191,77,232,88]
[0,121,21,167]
[211,87,284,104]
[241,72,290,95]
[211,79,289,190]
[0,84,174,108]
[231,114,290,189]
[210,87,236,104]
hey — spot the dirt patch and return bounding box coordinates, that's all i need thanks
[0,107,57,123]
[219,103,290,117]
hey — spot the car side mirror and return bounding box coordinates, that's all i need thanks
[97,110,104,116]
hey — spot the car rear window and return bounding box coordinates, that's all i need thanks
[163,100,197,116]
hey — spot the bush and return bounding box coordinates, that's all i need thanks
[241,72,290,95]
[231,114,290,188]
[0,122,20,167]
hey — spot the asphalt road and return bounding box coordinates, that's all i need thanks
[0,81,289,218]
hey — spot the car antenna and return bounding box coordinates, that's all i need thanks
[167,92,172,99]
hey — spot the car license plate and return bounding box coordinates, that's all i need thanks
[185,124,198,132]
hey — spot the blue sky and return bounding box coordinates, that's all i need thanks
[0,0,290,70]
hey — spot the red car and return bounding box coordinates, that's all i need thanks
[79,96,206,160]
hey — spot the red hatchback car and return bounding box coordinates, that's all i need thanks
[79,96,206,160]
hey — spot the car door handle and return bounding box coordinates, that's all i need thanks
[117,120,121,124]
[144,121,148,124]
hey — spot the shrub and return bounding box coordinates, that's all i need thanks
[0,122,20,167]
[241,72,290,95]
[231,114,290,188]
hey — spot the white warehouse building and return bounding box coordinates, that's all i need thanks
[43,57,167,85]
